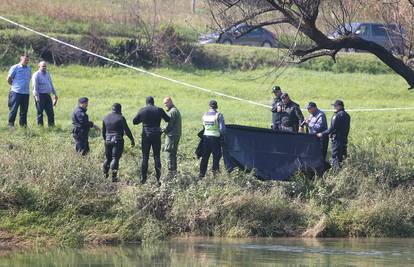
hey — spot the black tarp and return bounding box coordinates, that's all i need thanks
[223,124,325,180]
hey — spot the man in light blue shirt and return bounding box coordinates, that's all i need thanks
[7,54,32,127]
[303,102,328,160]
[32,61,58,126]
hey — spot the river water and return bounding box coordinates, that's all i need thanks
[1,238,413,267]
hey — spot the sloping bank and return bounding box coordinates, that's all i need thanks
[0,127,413,248]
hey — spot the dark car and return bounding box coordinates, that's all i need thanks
[329,22,405,54]
[199,24,277,48]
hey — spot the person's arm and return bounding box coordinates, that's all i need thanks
[32,72,39,101]
[48,73,57,96]
[320,114,339,137]
[218,113,226,135]
[77,112,94,128]
[102,121,106,140]
[296,106,304,126]
[164,110,176,134]
[7,66,16,86]
[132,110,142,125]
[161,108,171,122]
[312,114,326,133]
[122,117,135,146]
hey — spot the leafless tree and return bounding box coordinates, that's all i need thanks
[208,0,414,89]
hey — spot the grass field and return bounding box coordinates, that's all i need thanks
[0,65,414,246]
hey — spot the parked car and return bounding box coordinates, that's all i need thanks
[329,22,405,54]
[199,24,277,48]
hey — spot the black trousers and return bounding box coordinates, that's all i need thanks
[36,93,54,126]
[103,139,124,179]
[73,132,89,156]
[199,136,222,177]
[141,133,162,181]
[320,136,329,161]
[8,91,29,127]
[331,139,347,172]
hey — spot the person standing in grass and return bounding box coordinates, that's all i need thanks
[199,100,226,178]
[317,100,351,172]
[281,93,304,133]
[133,96,170,186]
[303,101,328,160]
[102,103,135,182]
[270,85,283,131]
[162,97,182,178]
[71,97,100,156]
[32,61,58,127]
[6,53,32,127]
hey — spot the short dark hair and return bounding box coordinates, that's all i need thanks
[146,96,154,105]
[20,53,29,57]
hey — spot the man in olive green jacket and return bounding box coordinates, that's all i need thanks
[163,97,182,177]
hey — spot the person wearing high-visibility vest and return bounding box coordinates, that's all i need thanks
[199,100,226,177]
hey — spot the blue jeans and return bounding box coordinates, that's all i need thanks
[8,91,29,127]
[36,94,55,126]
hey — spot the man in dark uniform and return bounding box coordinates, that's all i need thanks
[317,100,351,172]
[199,100,226,178]
[271,86,283,131]
[102,103,135,182]
[281,93,304,133]
[133,96,170,185]
[72,97,100,156]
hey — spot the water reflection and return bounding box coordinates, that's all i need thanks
[1,238,413,267]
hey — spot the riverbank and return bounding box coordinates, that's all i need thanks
[0,66,413,248]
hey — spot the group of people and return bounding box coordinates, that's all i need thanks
[71,96,224,184]
[270,86,351,171]
[6,53,350,183]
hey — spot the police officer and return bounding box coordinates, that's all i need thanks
[271,86,283,131]
[199,100,226,178]
[281,93,304,133]
[102,103,135,182]
[317,100,351,172]
[71,97,100,156]
[133,96,170,185]
[303,102,328,160]
[162,97,182,178]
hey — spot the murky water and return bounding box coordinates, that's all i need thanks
[1,238,414,267]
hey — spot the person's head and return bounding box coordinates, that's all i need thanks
[305,101,317,114]
[78,97,89,109]
[112,103,122,113]
[209,100,218,110]
[20,53,29,66]
[163,96,174,110]
[146,96,154,106]
[38,61,47,72]
[272,86,282,97]
[281,93,290,104]
[332,99,344,112]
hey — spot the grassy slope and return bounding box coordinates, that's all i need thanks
[0,65,413,246]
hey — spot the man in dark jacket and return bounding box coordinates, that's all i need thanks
[133,96,170,185]
[72,97,100,156]
[281,93,304,133]
[102,103,135,182]
[317,100,351,172]
[271,86,283,131]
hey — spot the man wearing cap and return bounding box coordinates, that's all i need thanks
[162,97,182,178]
[281,93,304,133]
[6,54,32,127]
[102,103,135,182]
[71,97,100,156]
[317,100,351,172]
[303,102,328,159]
[271,86,283,131]
[199,100,226,178]
[32,61,58,127]
[133,96,170,185]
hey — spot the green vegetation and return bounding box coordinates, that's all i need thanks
[0,65,413,247]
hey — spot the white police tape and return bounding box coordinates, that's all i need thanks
[1,15,413,113]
